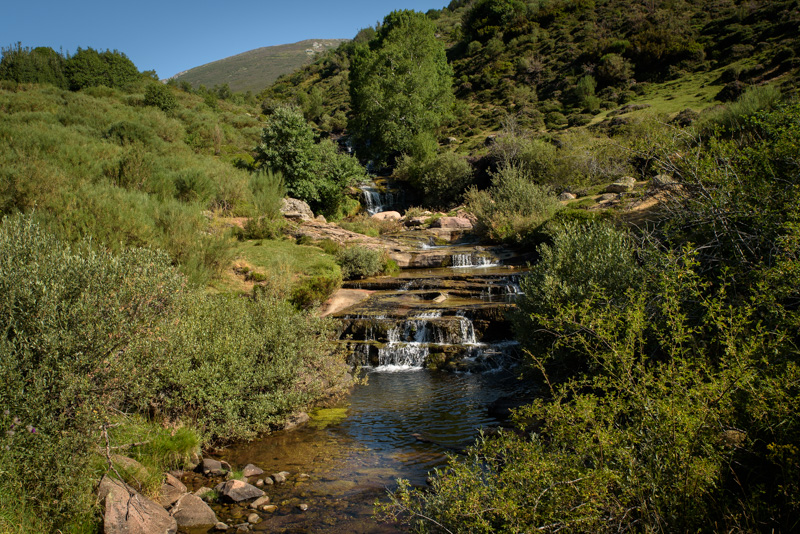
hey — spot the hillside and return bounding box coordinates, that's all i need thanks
[263,0,800,148]
[169,38,348,94]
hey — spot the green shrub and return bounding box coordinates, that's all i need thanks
[235,216,286,240]
[0,214,185,531]
[380,249,799,532]
[290,273,343,310]
[396,151,474,209]
[248,168,285,218]
[143,83,177,113]
[336,245,385,280]
[465,164,562,244]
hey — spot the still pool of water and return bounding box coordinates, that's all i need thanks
[208,367,527,533]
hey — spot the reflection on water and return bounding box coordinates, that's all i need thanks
[214,367,526,533]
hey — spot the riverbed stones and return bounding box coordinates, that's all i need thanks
[262,504,278,513]
[159,472,187,508]
[170,493,218,528]
[242,463,263,477]
[247,513,262,524]
[298,503,309,511]
[270,471,288,484]
[199,458,226,476]
[283,412,310,430]
[194,486,214,500]
[98,476,177,534]
[214,479,265,502]
[214,523,229,531]
[250,496,270,509]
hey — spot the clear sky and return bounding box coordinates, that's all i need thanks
[2,0,449,79]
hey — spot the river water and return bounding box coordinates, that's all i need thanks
[212,366,527,532]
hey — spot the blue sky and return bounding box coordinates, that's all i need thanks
[2,1,449,79]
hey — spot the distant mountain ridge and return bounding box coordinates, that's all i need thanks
[169,38,348,94]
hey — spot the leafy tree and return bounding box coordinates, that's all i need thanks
[0,43,67,88]
[65,47,140,90]
[255,105,365,216]
[349,10,454,163]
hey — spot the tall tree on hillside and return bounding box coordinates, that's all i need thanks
[349,10,453,164]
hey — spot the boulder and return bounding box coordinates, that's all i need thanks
[98,476,177,534]
[652,174,678,188]
[199,458,226,477]
[170,494,218,528]
[242,463,264,478]
[214,479,265,503]
[283,412,310,430]
[597,193,618,202]
[371,210,402,221]
[280,198,314,221]
[110,454,149,482]
[430,217,473,230]
[159,473,187,508]
[558,192,576,201]
[604,176,636,193]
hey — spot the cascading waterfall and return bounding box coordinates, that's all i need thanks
[360,182,394,215]
[451,253,498,268]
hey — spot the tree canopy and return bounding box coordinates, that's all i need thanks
[349,10,454,164]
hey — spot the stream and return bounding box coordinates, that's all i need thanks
[183,214,530,532]
[202,366,527,532]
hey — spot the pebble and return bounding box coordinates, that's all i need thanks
[214,523,229,531]
[298,503,309,512]
[247,513,261,524]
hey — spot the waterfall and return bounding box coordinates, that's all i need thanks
[451,253,498,268]
[360,183,394,215]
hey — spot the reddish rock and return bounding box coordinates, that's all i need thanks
[430,216,473,230]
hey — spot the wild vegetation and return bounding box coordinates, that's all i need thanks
[1,1,799,532]
[378,100,800,533]
[0,45,354,533]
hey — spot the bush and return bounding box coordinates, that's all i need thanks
[235,216,286,240]
[336,245,385,280]
[465,164,562,244]
[290,273,342,309]
[143,83,177,113]
[0,214,185,531]
[396,151,474,209]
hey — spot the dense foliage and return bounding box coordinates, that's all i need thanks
[254,105,366,217]
[0,216,347,532]
[379,101,800,533]
[349,10,454,163]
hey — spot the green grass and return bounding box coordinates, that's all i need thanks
[235,238,341,280]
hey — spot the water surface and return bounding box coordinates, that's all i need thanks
[215,366,526,532]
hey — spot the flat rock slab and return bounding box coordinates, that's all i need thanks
[171,494,218,528]
[214,479,265,502]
